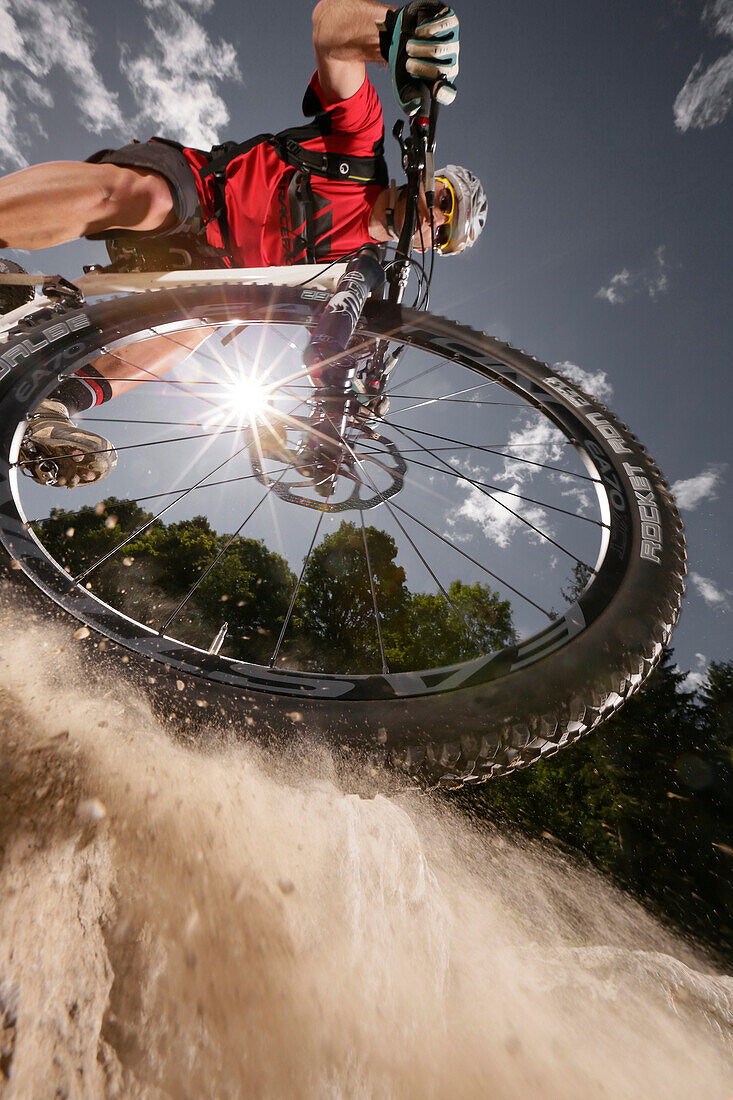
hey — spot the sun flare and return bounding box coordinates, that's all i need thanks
[223,374,272,422]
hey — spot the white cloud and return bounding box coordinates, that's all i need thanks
[496,419,567,487]
[0,0,240,171]
[446,416,565,548]
[0,0,124,168]
[451,480,551,550]
[674,0,733,131]
[596,246,669,305]
[690,571,730,608]
[555,361,614,400]
[679,652,709,693]
[671,464,726,510]
[121,0,241,148]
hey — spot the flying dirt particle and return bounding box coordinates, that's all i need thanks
[195,699,208,708]
[712,842,733,857]
[377,726,387,744]
[220,594,229,602]
[74,627,90,640]
[277,879,295,896]
[76,797,107,823]
[122,557,134,567]
[94,502,105,515]
[184,909,200,938]
[65,527,74,538]
[10,560,21,570]
[286,712,302,723]
[104,515,118,530]
[176,680,185,691]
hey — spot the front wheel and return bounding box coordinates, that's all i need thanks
[0,284,685,787]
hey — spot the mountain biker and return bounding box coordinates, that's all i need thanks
[0,0,487,488]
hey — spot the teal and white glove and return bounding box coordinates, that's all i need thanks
[379,2,460,115]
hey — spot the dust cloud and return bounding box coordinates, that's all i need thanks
[0,608,731,1099]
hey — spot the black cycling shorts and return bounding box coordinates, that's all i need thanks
[84,138,203,240]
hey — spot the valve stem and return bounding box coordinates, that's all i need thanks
[208,621,229,655]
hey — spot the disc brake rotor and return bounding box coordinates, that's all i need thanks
[248,418,406,512]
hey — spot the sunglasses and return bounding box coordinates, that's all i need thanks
[433,177,456,252]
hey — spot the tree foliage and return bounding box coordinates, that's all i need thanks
[35,506,515,671]
[33,502,731,958]
[455,653,733,962]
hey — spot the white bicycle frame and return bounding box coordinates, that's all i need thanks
[0,263,349,337]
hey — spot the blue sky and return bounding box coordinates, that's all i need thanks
[1,0,731,682]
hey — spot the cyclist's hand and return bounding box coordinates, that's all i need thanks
[379,2,459,115]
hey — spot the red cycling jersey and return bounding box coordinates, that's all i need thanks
[182,73,386,267]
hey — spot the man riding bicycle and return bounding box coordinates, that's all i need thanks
[0,0,486,488]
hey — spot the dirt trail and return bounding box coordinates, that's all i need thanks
[0,612,731,1099]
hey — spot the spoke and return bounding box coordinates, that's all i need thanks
[379,418,595,481]
[393,441,575,453]
[71,376,228,385]
[26,464,299,524]
[389,419,594,567]
[386,394,533,406]
[159,470,286,634]
[78,417,223,427]
[389,379,519,416]
[360,510,388,675]
[399,451,607,527]
[15,425,248,468]
[388,357,455,394]
[394,398,527,415]
[71,441,253,584]
[332,432,479,644]
[269,505,329,669]
[388,499,555,620]
[94,345,221,411]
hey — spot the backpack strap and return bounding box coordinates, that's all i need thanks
[198,135,274,262]
[198,127,388,264]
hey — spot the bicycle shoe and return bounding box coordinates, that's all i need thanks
[19,399,117,488]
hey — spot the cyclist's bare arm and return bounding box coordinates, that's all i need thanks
[0,161,175,250]
[312,0,393,101]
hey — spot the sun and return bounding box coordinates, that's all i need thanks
[223,373,272,422]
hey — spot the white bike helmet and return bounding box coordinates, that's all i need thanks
[434,165,487,255]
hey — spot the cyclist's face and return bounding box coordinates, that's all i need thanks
[395,182,453,252]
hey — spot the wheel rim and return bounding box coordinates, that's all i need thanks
[0,287,633,702]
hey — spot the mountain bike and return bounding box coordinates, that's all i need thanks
[0,95,685,789]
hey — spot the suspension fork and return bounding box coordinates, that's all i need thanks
[302,246,386,446]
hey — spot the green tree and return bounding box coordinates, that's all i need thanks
[389,581,515,671]
[454,651,733,960]
[35,501,295,663]
[297,521,409,672]
[296,521,515,673]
